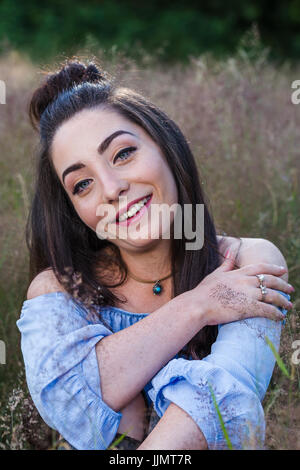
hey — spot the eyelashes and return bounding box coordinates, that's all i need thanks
[72,178,93,195]
[72,146,137,195]
[113,146,136,164]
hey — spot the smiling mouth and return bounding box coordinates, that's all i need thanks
[116,194,152,223]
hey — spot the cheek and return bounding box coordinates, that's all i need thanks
[148,157,173,186]
[75,202,98,232]
[160,166,178,202]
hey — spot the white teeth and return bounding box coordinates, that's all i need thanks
[118,196,150,222]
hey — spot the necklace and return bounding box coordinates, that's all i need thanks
[127,270,173,295]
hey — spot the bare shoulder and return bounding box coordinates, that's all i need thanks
[26,268,67,300]
[217,235,288,282]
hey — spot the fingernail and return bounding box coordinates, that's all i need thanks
[289,285,295,292]
[288,302,293,309]
[280,266,287,271]
[225,249,231,259]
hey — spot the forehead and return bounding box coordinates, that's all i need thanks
[51,107,143,166]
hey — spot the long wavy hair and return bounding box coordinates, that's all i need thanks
[27,58,240,360]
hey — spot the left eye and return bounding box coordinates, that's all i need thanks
[72,179,93,195]
[113,146,136,163]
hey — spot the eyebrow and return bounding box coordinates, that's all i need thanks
[98,130,135,154]
[62,130,136,185]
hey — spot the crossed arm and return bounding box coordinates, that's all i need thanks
[23,237,289,450]
[137,238,289,450]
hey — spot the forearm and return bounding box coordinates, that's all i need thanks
[136,402,208,450]
[96,292,205,411]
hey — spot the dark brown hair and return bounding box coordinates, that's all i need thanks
[27,58,241,359]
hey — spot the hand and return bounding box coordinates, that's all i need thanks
[189,250,293,326]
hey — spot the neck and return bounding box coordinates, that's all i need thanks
[119,239,173,280]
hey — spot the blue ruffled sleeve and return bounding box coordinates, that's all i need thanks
[16,292,122,450]
[148,290,290,450]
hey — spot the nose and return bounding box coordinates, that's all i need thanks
[99,166,129,204]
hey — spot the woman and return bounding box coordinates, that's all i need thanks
[17,59,293,450]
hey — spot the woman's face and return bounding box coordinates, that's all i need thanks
[51,107,178,253]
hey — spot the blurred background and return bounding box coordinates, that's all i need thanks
[0,0,299,450]
[0,0,300,63]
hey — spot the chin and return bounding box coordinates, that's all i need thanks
[117,232,165,251]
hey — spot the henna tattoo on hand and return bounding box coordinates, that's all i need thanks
[208,282,260,320]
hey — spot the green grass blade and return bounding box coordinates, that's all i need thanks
[107,432,127,450]
[265,335,290,379]
[208,383,233,450]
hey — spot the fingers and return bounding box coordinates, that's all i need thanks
[250,274,294,295]
[267,290,292,310]
[251,286,292,311]
[242,263,287,277]
[241,300,286,322]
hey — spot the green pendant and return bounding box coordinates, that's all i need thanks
[153,281,162,295]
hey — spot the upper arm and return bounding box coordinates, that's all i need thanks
[211,238,290,397]
[237,237,289,282]
[19,275,120,450]
[213,238,289,395]
[218,236,289,281]
[26,269,67,300]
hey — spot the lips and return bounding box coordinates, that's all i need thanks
[115,193,153,222]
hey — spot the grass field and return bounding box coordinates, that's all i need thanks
[0,47,299,449]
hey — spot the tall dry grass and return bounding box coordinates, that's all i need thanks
[0,47,299,449]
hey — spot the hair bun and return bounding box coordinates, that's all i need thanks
[82,64,103,82]
[29,60,105,130]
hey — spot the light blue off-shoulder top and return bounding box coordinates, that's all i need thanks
[16,289,290,450]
